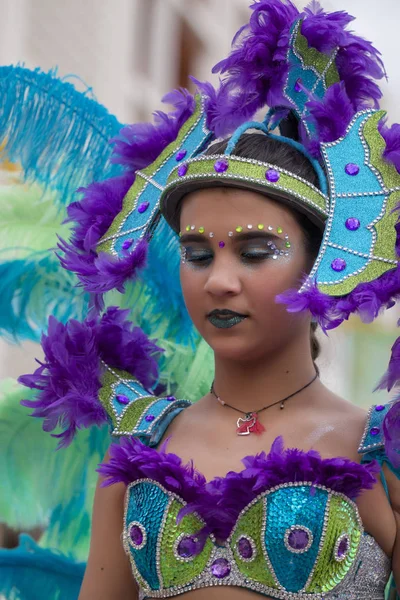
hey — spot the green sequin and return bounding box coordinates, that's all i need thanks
[230,500,277,589]
[159,498,213,588]
[99,368,139,428]
[165,157,328,218]
[98,94,204,254]
[306,494,362,593]
[295,23,339,83]
[115,396,158,435]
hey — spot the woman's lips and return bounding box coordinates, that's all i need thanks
[207,312,248,329]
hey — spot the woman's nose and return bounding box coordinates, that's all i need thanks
[203,258,242,297]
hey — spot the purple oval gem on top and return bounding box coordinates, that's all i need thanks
[375,405,385,412]
[288,528,310,551]
[370,427,380,436]
[116,394,130,405]
[331,258,346,272]
[345,163,360,176]
[175,149,187,161]
[178,163,189,177]
[337,536,349,559]
[166,395,176,402]
[145,414,155,422]
[177,536,197,558]
[266,169,280,183]
[138,201,150,214]
[130,524,144,546]
[122,238,134,250]
[211,558,231,579]
[237,537,253,559]
[345,217,360,231]
[294,78,302,93]
[214,159,229,173]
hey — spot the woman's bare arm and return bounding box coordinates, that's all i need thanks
[78,450,138,599]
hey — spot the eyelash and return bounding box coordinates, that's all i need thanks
[183,250,274,267]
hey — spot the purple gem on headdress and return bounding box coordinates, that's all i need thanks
[177,536,198,558]
[122,238,134,250]
[178,163,189,177]
[211,558,231,579]
[214,159,229,173]
[219,241,225,248]
[294,78,302,93]
[345,163,360,176]
[138,202,150,214]
[375,404,385,412]
[331,258,346,272]
[237,537,253,559]
[175,149,187,161]
[370,427,380,436]
[345,218,360,231]
[130,525,144,546]
[145,414,155,422]
[266,169,280,183]
[116,394,130,405]
[166,395,176,402]
[288,528,310,551]
[337,536,349,559]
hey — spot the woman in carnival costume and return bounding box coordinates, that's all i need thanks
[10,0,400,598]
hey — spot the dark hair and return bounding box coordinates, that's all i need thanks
[206,133,323,369]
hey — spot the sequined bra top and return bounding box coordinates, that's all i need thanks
[97,371,396,599]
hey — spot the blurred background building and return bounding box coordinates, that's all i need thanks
[0,0,398,402]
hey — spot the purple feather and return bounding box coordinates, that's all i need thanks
[57,172,149,294]
[99,434,378,541]
[383,398,400,468]
[305,82,355,143]
[379,121,400,175]
[203,0,299,138]
[19,307,162,447]
[110,89,195,171]
[375,335,400,393]
[302,2,384,110]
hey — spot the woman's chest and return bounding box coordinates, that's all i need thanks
[118,433,392,599]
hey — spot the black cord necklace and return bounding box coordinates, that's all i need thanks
[210,372,319,436]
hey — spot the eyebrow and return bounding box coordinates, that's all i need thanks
[179,231,283,244]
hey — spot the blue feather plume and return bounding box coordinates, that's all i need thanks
[0,66,124,202]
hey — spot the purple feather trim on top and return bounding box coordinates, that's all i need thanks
[204,0,299,137]
[57,172,148,294]
[305,82,355,146]
[19,307,162,447]
[98,435,378,541]
[382,397,400,468]
[197,0,384,140]
[375,335,400,393]
[379,121,400,175]
[302,2,384,111]
[110,89,196,172]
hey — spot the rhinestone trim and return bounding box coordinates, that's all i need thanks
[334,533,350,563]
[128,521,147,550]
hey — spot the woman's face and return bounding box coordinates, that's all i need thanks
[179,187,312,362]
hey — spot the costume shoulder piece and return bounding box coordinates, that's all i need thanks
[19,307,191,448]
[358,397,400,478]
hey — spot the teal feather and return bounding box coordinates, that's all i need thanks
[0,379,109,561]
[0,534,84,600]
[0,65,123,202]
[0,183,88,340]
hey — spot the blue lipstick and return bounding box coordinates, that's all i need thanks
[207,310,247,329]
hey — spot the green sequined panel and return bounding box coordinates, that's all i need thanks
[306,494,362,593]
[159,498,213,588]
[229,499,277,589]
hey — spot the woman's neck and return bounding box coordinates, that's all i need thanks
[211,335,318,414]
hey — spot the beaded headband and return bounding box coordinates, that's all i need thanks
[58,1,400,389]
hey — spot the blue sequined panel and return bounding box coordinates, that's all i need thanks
[124,480,170,590]
[264,486,327,592]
